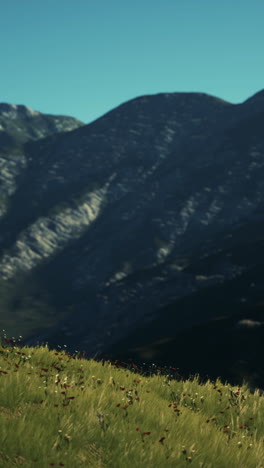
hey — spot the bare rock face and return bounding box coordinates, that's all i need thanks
[1,91,264,389]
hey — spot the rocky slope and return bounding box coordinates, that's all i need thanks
[0,103,84,220]
[1,91,264,390]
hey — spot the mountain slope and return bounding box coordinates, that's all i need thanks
[0,90,264,391]
[0,103,84,218]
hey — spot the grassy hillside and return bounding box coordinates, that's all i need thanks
[0,332,264,467]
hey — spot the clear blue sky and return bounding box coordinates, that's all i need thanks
[0,0,263,124]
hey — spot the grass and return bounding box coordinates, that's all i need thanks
[0,330,264,467]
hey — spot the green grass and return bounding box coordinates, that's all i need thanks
[1,331,264,467]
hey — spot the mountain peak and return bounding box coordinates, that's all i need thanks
[0,103,40,119]
[130,91,231,105]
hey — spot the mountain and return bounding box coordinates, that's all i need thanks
[0,103,84,215]
[0,103,84,140]
[0,91,264,391]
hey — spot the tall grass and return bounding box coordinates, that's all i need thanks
[0,330,264,467]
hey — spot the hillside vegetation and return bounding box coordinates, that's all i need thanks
[1,332,264,467]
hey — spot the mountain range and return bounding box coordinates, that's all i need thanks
[1,90,264,391]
